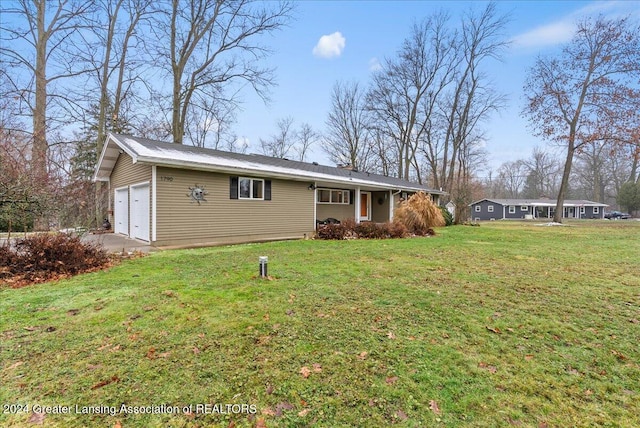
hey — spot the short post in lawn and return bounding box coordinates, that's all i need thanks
[259,256,268,278]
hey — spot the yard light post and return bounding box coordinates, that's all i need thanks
[259,256,268,278]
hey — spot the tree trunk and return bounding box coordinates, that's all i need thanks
[554,140,575,223]
[33,0,48,183]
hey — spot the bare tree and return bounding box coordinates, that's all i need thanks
[295,122,318,162]
[523,15,640,222]
[1,0,95,183]
[150,0,293,145]
[367,11,457,182]
[496,160,528,198]
[259,116,296,158]
[185,95,237,149]
[521,147,561,199]
[324,81,373,170]
[437,3,508,197]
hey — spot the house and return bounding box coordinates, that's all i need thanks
[469,198,608,221]
[94,134,445,247]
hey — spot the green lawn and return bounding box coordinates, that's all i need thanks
[1,222,639,427]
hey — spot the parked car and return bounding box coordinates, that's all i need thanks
[604,211,631,219]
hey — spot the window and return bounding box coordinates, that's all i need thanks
[580,206,585,214]
[521,206,528,211]
[488,205,494,213]
[475,205,481,212]
[508,206,516,214]
[593,207,599,214]
[230,177,271,200]
[317,188,350,204]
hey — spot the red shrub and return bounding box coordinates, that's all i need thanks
[1,233,110,286]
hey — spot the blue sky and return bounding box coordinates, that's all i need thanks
[233,0,640,171]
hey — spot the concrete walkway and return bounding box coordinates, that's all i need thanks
[82,233,156,254]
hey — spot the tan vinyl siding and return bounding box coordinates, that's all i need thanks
[370,191,390,223]
[110,153,152,190]
[155,167,314,246]
[316,203,355,222]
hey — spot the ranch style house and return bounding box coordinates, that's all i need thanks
[94,134,445,247]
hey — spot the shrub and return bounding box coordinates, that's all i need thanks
[316,219,409,240]
[385,221,409,238]
[354,222,386,239]
[1,233,110,286]
[315,223,348,240]
[440,206,454,226]
[394,192,445,235]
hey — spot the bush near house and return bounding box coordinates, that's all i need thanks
[316,192,444,240]
[316,220,409,240]
[394,191,446,233]
[0,233,110,287]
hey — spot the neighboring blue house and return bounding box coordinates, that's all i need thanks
[470,198,608,221]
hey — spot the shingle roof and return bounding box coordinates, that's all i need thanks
[469,198,608,207]
[95,133,445,194]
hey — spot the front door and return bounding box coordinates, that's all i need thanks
[360,192,371,221]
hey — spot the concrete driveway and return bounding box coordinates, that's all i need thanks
[82,233,156,254]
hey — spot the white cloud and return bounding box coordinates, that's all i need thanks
[511,20,575,49]
[312,31,346,58]
[368,57,382,72]
[511,1,640,50]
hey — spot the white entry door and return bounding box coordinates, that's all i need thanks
[114,187,129,235]
[130,183,150,242]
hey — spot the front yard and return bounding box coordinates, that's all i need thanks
[1,222,639,427]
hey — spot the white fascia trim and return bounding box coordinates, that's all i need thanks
[151,165,157,242]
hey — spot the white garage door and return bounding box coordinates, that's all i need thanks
[114,187,129,235]
[130,183,150,242]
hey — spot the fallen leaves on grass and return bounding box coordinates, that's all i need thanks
[91,375,120,390]
[395,409,408,421]
[611,349,626,360]
[299,364,322,378]
[478,362,497,373]
[6,361,23,370]
[146,347,156,359]
[387,331,396,339]
[486,326,501,334]
[28,411,46,424]
[357,351,368,360]
[274,402,294,417]
[429,400,441,415]
[300,366,311,378]
[385,376,399,385]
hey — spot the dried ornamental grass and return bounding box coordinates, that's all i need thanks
[394,191,445,234]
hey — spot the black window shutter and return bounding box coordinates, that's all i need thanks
[264,180,272,200]
[230,176,238,199]
[350,190,354,205]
